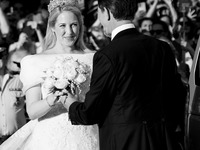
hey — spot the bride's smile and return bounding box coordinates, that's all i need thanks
[54,11,80,48]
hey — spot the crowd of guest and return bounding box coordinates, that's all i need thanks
[0,0,198,147]
[134,0,198,86]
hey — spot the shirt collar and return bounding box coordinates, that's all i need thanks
[111,23,135,40]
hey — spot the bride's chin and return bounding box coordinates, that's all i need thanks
[62,41,74,47]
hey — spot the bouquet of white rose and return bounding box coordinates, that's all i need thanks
[42,56,91,95]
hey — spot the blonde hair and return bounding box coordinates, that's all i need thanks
[43,5,86,51]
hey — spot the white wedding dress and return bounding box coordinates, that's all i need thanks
[0,53,99,150]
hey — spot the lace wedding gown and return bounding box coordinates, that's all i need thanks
[0,53,99,150]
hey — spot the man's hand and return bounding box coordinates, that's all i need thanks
[60,92,78,111]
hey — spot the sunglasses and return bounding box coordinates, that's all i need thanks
[179,22,190,26]
[13,61,21,68]
[150,30,164,35]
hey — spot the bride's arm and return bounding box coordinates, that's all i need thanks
[25,84,57,120]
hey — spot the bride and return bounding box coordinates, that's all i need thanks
[0,0,99,149]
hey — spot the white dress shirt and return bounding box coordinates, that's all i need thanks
[111,23,135,40]
[0,74,26,136]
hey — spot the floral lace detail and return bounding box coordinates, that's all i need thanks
[25,113,99,150]
[28,53,99,150]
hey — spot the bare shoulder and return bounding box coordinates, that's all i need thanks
[36,48,56,55]
[83,49,96,54]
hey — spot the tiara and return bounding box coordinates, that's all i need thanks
[48,0,79,13]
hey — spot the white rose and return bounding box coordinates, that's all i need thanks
[66,58,79,68]
[77,65,85,73]
[64,65,77,80]
[54,59,63,68]
[45,67,54,77]
[54,78,69,89]
[75,74,86,84]
[53,67,64,79]
[43,77,55,90]
[78,64,90,74]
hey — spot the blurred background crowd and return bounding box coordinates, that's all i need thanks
[0,0,199,147]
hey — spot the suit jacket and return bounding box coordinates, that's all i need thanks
[69,28,185,150]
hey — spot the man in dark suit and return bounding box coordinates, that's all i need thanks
[62,0,185,149]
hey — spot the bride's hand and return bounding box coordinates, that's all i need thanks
[46,91,63,107]
[60,92,78,111]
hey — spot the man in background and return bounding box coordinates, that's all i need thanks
[0,48,30,144]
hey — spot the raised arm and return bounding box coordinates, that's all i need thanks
[27,21,44,50]
[0,6,10,36]
[145,0,159,18]
[163,0,178,28]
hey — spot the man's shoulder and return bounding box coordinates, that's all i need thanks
[103,34,161,51]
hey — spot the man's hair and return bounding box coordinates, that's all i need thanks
[153,20,169,33]
[98,0,138,20]
[152,20,172,39]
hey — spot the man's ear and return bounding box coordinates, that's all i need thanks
[105,7,111,21]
